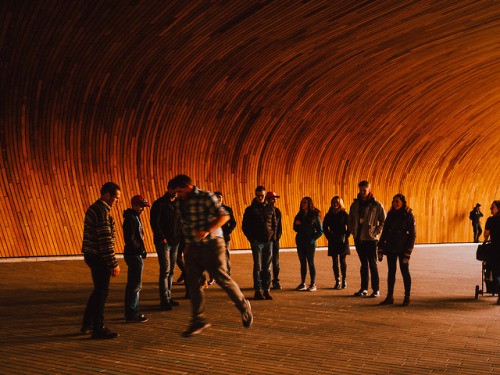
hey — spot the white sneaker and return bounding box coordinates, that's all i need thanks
[296,283,307,291]
[308,284,317,292]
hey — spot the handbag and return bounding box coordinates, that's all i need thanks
[476,242,495,261]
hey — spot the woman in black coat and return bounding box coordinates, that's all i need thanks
[323,196,350,289]
[483,200,500,305]
[377,194,416,306]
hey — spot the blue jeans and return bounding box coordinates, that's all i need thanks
[124,254,144,318]
[296,242,316,285]
[82,253,110,331]
[250,241,273,291]
[156,242,179,302]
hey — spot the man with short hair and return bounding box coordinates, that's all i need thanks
[266,191,283,290]
[242,186,277,300]
[123,194,150,323]
[81,182,121,339]
[214,191,236,275]
[348,180,385,298]
[150,180,182,310]
[170,174,253,337]
[469,203,484,243]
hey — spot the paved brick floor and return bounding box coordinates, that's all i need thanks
[0,244,499,374]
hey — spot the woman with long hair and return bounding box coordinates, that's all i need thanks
[293,197,323,291]
[377,194,416,306]
[323,196,350,289]
[483,200,500,305]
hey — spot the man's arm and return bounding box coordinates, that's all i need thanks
[150,200,166,243]
[196,215,230,241]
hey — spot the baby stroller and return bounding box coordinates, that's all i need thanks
[475,243,496,299]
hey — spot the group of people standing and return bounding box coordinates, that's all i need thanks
[80,177,419,339]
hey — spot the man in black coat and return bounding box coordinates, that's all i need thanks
[266,192,283,290]
[469,203,484,243]
[215,192,237,275]
[242,186,277,300]
[123,195,150,322]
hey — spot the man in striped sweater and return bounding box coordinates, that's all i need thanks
[81,182,121,339]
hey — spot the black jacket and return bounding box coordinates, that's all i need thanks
[242,199,277,243]
[221,204,236,242]
[150,194,182,246]
[123,209,146,256]
[323,209,350,256]
[378,208,416,255]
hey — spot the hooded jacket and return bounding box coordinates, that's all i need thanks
[378,207,416,259]
[348,194,386,241]
[242,199,277,243]
[150,193,182,246]
[123,208,146,256]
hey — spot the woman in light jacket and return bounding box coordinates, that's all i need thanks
[377,194,416,306]
[293,197,323,292]
[323,196,350,289]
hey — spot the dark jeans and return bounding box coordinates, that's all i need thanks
[185,238,246,324]
[386,253,411,296]
[250,241,273,291]
[82,253,111,331]
[355,240,379,292]
[272,240,280,283]
[124,254,144,318]
[156,242,179,302]
[297,242,316,285]
[473,223,482,243]
[331,254,347,280]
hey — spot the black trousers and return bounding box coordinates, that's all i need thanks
[82,253,111,331]
[386,253,411,296]
[355,240,379,292]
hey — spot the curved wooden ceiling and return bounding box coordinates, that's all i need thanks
[1,0,500,256]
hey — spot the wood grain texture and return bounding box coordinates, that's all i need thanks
[1,0,500,257]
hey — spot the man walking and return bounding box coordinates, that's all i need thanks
[171,175,253,337]
[266,191,283,290]
[150,180,183,310]
[242,186,277,300]
[214,191,236,275]
[123,194,150,323]
[81,182,121,339]
[469,203,484,243]
[348,180,385,298]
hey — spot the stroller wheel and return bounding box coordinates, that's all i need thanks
[475,285,480,299]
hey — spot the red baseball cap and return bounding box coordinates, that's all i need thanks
[131,195,150,207]
[265,191,280,199]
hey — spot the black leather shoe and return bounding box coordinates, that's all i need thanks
[126,314,149,323]
[80,324,92,334]
[170,299,180,307]
[161,301,173,311]
[91,327,119,340]
[263,290,273,300]
[254,290,264,300]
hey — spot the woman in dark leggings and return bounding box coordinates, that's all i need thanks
[293,197,323,292]
[483,200,500,305]
[377,194,416,306]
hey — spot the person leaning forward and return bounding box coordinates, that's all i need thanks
[242,186,277,300]
[81,182,121,339]
[171,174,253,337]
[150,179,183,310]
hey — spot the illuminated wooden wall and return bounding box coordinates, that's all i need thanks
[1,0,500,257]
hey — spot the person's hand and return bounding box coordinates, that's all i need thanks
[162,239,167,244]
[111,265,120,277]
[195,230,210,241]
[378,254,383,262]
[402,257,409,264]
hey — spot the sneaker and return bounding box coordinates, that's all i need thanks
[272,282,282,290]
[334,280,341,290]
[296,283,308,291]
[91,327,119,340]
[370,291,380,298]
[354,289,368,297]
[254,290,265,300]
[308,284,317,292]
[170,299,180,307]
[263,290,273,300]
[126,314,149,323]
[379,296,394,305]
[175,275,185,284]
[80,324,92,334]
[208,279,216,285]
[402,296,410,306]
[240,300,253,328]
[182,321,211,337]
[341,279,347,289]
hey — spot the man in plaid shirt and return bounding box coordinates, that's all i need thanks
[171,174,253,337]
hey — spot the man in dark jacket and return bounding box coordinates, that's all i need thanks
[123,195,150,322]
[242,186,277,300]
[266,192,283,290]
[470,203,484,243]
[214,192,236,275]
[81,182,121,339]
[150,180,182,310]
